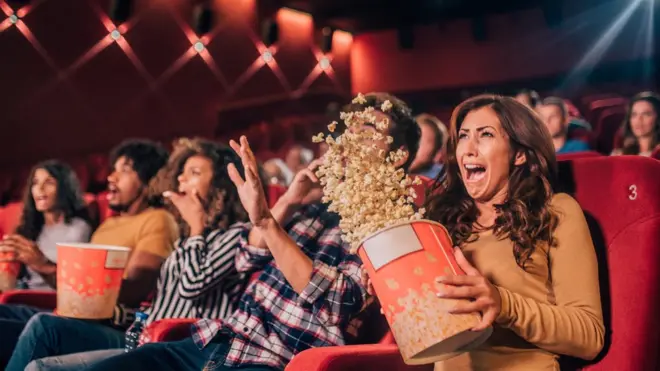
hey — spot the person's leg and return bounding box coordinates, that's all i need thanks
[0,305,48,368]
[25,349,125,371]
[0,304,46,321]
[84,338,211,371]
[5,313,125,371]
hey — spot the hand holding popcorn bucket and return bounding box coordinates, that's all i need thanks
[0,248,20,292]
[358,220,492,365]
[314,93,492,365]
[56,243,130,319]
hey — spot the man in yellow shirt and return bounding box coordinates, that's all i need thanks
[91,139,179,313]
[0,139,178,367]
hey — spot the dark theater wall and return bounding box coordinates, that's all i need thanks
[351,0,656,95]
[0,0,352,169]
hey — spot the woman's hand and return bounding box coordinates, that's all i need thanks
[163,189,206,235]
[281,159,324,207]
[436,247,501,331]
[1,234,49,270]
[228,136,272,228]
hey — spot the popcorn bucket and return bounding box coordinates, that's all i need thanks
[56,243,130,319]
[0,250,19,292]
[357,220,492,365]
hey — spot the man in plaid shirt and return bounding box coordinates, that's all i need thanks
[85,93,420,371]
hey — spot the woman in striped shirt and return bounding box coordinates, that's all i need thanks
[6,138,253,371]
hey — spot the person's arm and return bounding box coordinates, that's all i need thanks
[117,211,178,308]
[246,196,299,249]
[257,217,368,326]
[495,194,605,360]
[176,226,245,299]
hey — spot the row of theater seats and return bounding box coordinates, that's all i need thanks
[1,155,659,370]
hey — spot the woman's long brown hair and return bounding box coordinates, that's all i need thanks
[426,95,560,269]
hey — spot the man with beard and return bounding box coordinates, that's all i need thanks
[0,139,178,367]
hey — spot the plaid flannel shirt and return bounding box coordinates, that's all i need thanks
[191,203,368,370]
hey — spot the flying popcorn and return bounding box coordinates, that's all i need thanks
[314,93,425,252]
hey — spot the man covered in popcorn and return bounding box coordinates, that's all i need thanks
[81,93,421,371]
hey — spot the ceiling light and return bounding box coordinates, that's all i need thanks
[261,50,273,63]
[319,56,330,70]
[110,29,121,41]
[193,41,205,53]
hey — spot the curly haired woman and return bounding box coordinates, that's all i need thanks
[425,95,605,370]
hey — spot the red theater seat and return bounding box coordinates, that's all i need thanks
[651,147,660,160]
[0,290,56,309]
[557,151,602,161]
[555,156,660,370]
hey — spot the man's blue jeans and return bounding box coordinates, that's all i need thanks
[5,312,125,371]
[85,337,278,371]
[0,304,48,367]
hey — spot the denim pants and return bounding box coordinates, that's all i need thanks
[84,337,278,371]
[5,312,125,371]
[25,349,125,371]
[0,304,48,367]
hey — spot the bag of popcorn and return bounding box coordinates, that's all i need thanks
[313,93,491,365]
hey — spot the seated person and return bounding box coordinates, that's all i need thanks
[409,113,446,179]
[83,92,420,371]
[424,95,604,370]
[0,139,177,367]
[7,138,252,371]
[611,91,660,156]
[513,89,540,109]
[0,160,92,292]
[537,96,590,153]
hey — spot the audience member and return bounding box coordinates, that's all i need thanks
[409,113,446,179]
[262,158,291,186]
[284,145,314,177]
[81,92,420,371]
[514,89,540,109]
[0,160,92,291]
[0,139,177,367]
[611,91,660,156]
[8,138,252,371]
[537,97,590,153]
[424,95,604,370]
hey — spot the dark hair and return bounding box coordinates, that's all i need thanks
[540,96,569,119]
[620,91,660,155]
[16,160,91,241]
[515,89,541,108]
[109,139,169,185]
[343,92,420,170]
[150,138,258,238]
[426,95,559,270]
[416,114,445,156]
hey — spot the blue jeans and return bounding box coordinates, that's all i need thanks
[26,349,125,371]
[84,338,277,371]
[5,312,125,371]
[0,304,47,367]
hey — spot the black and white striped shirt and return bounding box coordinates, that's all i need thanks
[144,224,247,325]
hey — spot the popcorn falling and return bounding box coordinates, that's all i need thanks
[314,93,425,252]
